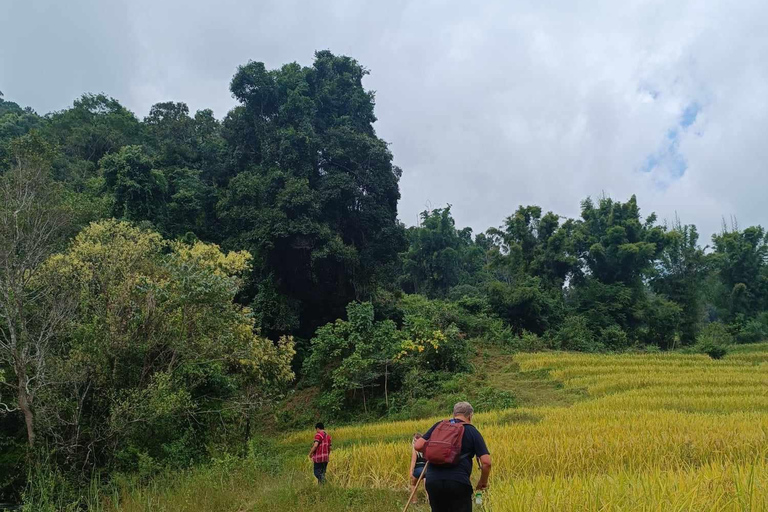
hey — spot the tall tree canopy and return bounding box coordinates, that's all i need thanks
[218,51,405,338]
[711,225,768,319]
[402,206,483,298]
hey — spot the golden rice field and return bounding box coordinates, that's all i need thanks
[283,344,768,511]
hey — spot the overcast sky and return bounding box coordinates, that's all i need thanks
[2,0,767,240]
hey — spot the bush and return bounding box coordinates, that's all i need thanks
[697,339,729,359]
[695,322,733,359]
[642,295,682,349]
[556,315,604,352]
[736,319,768,344]
[698,322,735,346]
[486,318,516,345]
[511,330,547,352]
[600,325,631,351]
[471,387,517,411]
[486,278,562,335]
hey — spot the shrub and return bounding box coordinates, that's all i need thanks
[471,387,517,411]
[695,322,733,359]
[511,330,547,352]
[556,315,604,352]
[642,295,682,349]
[697,339,729,359]
[736,319,768,344]
[600,325,631,351]
[698,322,735,346]
[487,318,517,345]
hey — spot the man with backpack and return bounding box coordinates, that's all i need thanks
[308,422,332,484]
[413,402,491,511]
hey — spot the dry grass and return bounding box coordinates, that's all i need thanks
[111,343,768,511]
[280,344,768,510]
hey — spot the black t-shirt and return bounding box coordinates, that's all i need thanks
[422,419,490,486]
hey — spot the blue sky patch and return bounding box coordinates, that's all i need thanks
[640,102,701,183]
[680,102,700,127]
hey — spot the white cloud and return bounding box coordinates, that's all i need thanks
[1,0,766,242]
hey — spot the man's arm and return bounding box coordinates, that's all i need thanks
[308,439,319,459]
[476,454,492,490]
[474,429,492,491]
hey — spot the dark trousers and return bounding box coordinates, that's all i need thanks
[313,461,328,484]
[425,479,473,512]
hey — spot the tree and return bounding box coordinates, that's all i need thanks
[710,225,768,319]
[0,143,73,447]
[575,195,665,286]
[100,145,168,224]
[219,51,405,338]
[571,195,666,338]
[36,220,295,473]
[402,207,469,297]
[303,302,402,414]
[0,93,41,155]
[652,220,706,344]
[303,299,466,415]
[483,206,577,335]
[43,94,142,166]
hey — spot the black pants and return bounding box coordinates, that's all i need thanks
[425,479,473,512]
[313,461,328,484]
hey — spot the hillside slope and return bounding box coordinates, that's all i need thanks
[108,344,768,512]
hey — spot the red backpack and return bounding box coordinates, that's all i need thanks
[423,420,464,465]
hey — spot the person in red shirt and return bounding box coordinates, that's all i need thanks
[308,421,332,484]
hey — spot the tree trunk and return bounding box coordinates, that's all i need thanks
[384,364,389,410]
[244,416,251,456]
[17,367,34,447]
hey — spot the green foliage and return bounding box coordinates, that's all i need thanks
[599,325,631,351]
[100,145,167,223]
[652,221,706,344]
[576,195,665,285]
[219,51,406,339]
[640,295,682,349]
[711,226,768,319]
[510,330,548,352]
[487,205,578,288]
[735,314,768,343]
[697,340,729,360]
[698,322,735,346]
[396,293,507,348]
[694,322,734,359]
[570,196,666,340]
[556,315,603,352]
[303,302,402,413]
[486,277,562,335]
[35,220,295,477]
[304,299,470,416]
[402,206,484,297]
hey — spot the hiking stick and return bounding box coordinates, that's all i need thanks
[402,461,429,512]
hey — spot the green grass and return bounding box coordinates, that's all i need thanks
[473,346,586,407]
[107,342,764,511]
[105,465,427,512]
[101,343,582,512]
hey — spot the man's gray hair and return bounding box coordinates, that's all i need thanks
[453,401,474,417]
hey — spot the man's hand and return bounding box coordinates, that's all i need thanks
[476,453,492,491]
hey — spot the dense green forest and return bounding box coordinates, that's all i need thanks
[1,51,767,507]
